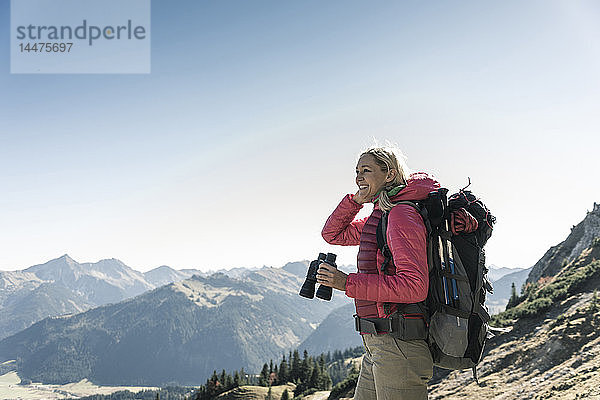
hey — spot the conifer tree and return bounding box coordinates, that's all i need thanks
[234,371,240,387]
[280,389,290,400]
[299,356,310,383]
[291,350,301,382]
[260,363,270,386]
[202,370,220,399]
[219,369,226,387]
[309,365,319,389]
[279,355,288,383]
[210,370,218,388]
[224,371,233,389]
[317,355,331,389]
[333,350,341,361]
[507,282,519,309]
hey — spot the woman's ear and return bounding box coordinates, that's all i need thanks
[386,169,397,183]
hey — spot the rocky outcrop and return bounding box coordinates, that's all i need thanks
[527,203,600,283]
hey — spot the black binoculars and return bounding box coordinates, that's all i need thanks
[299,252,337,301]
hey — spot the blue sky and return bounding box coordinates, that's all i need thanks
[1,0,599,272]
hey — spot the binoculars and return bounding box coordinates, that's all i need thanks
[299,252,337,301]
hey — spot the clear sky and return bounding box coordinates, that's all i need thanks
[1,0,599,272]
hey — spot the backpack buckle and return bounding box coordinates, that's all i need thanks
[354,315,393,334]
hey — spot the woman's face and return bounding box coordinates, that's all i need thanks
[355,154,393,202]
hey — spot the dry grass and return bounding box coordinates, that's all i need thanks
[0,371,158,400]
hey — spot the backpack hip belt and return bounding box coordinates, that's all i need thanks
[354,307,428,340]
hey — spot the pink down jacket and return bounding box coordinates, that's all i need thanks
[321,172,440,319]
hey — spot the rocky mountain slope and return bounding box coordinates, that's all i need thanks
[0,282,92,340]
[0,265,349,386]
[24,255,155,305]
[0,268,93,339]
[0,255,154,340]
[429,249,600,399]
[527,202,600,283]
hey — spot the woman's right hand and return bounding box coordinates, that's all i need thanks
[353,187,370,204]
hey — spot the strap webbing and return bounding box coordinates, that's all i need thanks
[433,303,471,319]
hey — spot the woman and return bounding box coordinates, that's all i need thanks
[316,146,439,400]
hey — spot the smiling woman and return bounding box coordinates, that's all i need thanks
[318,146,439,400]
[354,147,410,212]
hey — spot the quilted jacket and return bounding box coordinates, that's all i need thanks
[321,172,440,318]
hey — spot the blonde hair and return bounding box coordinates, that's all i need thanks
[360,146,410,212]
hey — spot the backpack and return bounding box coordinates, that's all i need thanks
[376,186,496,379]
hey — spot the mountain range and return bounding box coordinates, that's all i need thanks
[0,255,259,340]
[0,262,350,385]
[486,265,526,282]
[486,267,531,314]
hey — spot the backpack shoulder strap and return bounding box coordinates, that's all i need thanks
[397,200,431,235]
[377,201,428,246]
[376,201,424,275]
[376,211,393,275]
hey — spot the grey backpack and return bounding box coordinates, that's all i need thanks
[377,187,496,379]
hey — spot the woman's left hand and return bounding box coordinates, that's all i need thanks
[316,263,348,291]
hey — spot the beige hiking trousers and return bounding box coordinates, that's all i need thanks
[354,333,433,400]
